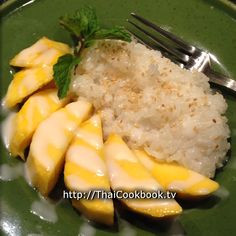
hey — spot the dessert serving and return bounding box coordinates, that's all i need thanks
[1,6,230,227]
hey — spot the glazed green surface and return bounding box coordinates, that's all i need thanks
[0,0,236,235]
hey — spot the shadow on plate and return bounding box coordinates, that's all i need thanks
[177,194,221,210]
[114,200,186,236]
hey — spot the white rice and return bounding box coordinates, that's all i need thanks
[71,40,230,177]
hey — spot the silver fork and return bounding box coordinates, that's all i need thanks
[128,13,236,93]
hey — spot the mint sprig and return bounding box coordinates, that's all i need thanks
[53,6,131,99]
[59,6,99,41]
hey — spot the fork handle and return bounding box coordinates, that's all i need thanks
[204,67,236,93]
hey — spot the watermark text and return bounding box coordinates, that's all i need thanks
[63,189,177,200]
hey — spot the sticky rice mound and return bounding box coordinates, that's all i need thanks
[71,40,230,177]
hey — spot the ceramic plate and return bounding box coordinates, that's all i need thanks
[1,0,236,235]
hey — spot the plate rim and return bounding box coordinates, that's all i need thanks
[1,0,236,18]
[0,1,236,235]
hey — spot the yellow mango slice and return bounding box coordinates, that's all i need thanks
[104,134,182,218]
[4,66,54,108]
[134,150,219,198]
[9,89,69,159]
[26,100,92,196]
[64,115,114,225]
[10,37,71,67]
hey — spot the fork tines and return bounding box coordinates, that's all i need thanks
[127,13,236,93]
[127,13,197,65]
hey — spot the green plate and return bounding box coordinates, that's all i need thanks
[1,0,236,235]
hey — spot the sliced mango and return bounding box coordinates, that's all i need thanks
[10,37,71,67]
[26,100,92,196]
[134,150,219,198]
[9,89,69,159]
[4,66,54,108]
[64,114,114,225]
[104,134,182,218]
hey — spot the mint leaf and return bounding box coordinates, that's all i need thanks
[94,26,131,42]
[79,6,98,38]
[59,6,131,43]
[53,54,81,99]
[54,6,132,99]
[84,39,96,48]
[59,6,98,39]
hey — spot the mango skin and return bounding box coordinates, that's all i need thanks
[134,150,219,198]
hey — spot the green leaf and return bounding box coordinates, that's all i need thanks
[84,39,96,48]
[55,6,132,100]
[59,6,98,39]
[94,26,131,42]
[53,54,81,99]
[79,6,98,38]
